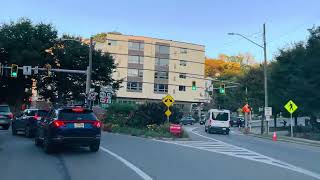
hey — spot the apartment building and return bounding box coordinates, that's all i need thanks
[95,32,206,111]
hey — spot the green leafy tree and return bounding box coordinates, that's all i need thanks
[36,35,121,104]
[0,18,57,107]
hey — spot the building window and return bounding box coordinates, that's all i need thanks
[156,45,170,54]
[129,42,144,51]
[127,82,143,91]
[127,69,143,77]
[108,40,117,46]
[156,58,169,66]
[180,60,187,66]
[179,73,186,79]
[154,71,168,79]
[154,84,168,93]
[180,48,187,54]
[128,56,144,64]
[179,85,186,91]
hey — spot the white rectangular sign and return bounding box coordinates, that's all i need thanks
[264,107,272,116]
[23,66,32,75]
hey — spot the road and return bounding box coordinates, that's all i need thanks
[1,125,320,180]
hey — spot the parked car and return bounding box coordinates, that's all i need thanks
[230,117,245,127]
[180,116,195,125]
[0,104,13,130]
[12,109,49,137]
[205,109,230,135]
[34,106,101,153]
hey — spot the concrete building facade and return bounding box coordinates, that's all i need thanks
[95,32,206,111]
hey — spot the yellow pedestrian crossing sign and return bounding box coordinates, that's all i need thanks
[162,94,174,107]
[284,100,298,114]
[165,109,172,117]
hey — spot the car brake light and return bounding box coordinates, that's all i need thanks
[8,113,13,119]
[34,114,40,120]
[53,120,65,128]
[72,108,84,112]
[93,121,101,128]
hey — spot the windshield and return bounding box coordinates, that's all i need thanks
[0,106,10,112]
[212,112,229,121]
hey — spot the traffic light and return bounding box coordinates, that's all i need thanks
[45,64,52,77]
[219,84,225,94]
[11,64,18,78]
[192,81,197,90]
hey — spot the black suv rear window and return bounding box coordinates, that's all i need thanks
[58,109,97,121]
[0,106,10,112]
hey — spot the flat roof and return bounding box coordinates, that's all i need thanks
[107,32,205,47]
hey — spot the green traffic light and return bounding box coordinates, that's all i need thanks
[11,72,17,77]
[192,86,197,90]
[219,87,225,94]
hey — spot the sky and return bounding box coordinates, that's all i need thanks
[1,0,320,62]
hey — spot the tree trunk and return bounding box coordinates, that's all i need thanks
[274,114,277,129]
[294,116,298,126]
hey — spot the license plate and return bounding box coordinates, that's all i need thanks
[74,123,84,128]
[222,128,226,130]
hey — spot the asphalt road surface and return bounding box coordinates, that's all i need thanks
[1,125,320,180]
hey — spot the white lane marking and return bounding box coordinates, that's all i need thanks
[184,130,320,180]
[101,147,153,180]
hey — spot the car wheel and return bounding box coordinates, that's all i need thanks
[25,126,32,138]
[207,128,211,134]
[226,131,230,135]
[34,135,42,147]
[89,142,100,152]
[43,138,54,154]
[3,124,10,130]
[11,125,17,135]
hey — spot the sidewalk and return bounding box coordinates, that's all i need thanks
[246,131,320,147]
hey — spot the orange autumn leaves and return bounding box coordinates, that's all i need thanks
[205,58,242,78]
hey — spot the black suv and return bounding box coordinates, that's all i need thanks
[12,109,49,137]
[0,104,13,130]
[34,106,101,153]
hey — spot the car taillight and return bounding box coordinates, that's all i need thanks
[33,114,40,120]
[93,121,101,128]
[8,113,13,119]
[53,120,65,128]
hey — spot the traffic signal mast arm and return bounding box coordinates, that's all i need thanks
[2,66,87,74]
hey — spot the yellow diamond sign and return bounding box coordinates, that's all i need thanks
[284,100,298,114]
[165,109,172,117]
[162,94,174,107]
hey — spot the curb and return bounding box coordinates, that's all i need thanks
[105,132,191,141]
[247,133,320,147]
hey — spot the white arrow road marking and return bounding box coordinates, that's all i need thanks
[157,129,320,180]
[101,147,153,180]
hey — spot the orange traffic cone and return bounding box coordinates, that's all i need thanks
[272,132,277,141]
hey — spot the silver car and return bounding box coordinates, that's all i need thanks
[0,105,13,130]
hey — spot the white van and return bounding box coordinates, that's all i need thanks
[205,109,230,135]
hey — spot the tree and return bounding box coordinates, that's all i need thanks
[0,18,57,107]
[269,26,320,119]
[36,35,120,104]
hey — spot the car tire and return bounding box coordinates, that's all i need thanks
[25,126,32,138]
[11,125,17,135]
[3,124,10,130]
[226,131,230,135]
[89,143,100,152]
[207,128,211,134]
[43,138,54,154]
[34,136,42,147]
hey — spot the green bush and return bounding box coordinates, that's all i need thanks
[103,103,136,126]
[128,103,183,127]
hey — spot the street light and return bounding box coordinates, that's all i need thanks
[228,23,268,134]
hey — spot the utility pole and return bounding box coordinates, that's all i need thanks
[262,23,268,134]
[85,37,93,105]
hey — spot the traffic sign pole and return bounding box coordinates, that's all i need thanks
[290,113,293,137]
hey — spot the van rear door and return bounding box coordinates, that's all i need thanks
[211,112,230,127]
